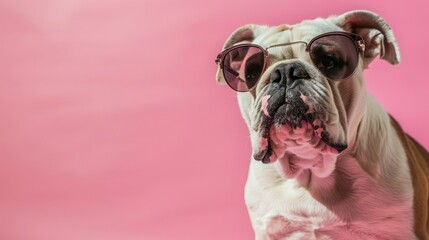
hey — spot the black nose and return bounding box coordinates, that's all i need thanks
[270,62,311,87]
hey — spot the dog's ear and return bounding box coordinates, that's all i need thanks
[216,24,268,84]
[333,10,401,68]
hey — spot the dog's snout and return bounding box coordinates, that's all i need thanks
[270,63,310,86]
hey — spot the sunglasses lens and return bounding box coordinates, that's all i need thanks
[222,46,265,92]
[309,34,359,80]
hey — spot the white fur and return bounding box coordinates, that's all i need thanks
[220,11,416,239]
[245,96,414,239]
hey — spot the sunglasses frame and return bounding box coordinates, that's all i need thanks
[215,31,365,92]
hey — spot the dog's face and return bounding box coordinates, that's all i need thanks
[216,10,400,179]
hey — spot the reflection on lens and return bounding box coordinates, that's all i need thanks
[309,35,358,80]
[223,46,265,91]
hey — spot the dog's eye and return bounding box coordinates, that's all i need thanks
[244,52,265,88]
[245,63,262,84]
[312,50,346,80]
[318,54,343,70]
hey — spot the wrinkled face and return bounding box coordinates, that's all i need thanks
[216,11,400,179]
[233,20,367,179]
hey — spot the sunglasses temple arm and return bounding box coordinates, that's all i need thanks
[215,54,222,65]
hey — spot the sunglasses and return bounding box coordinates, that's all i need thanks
[215,31,365,92]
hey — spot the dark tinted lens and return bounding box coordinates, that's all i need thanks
[223,46,265,91]
[309,34,358,80]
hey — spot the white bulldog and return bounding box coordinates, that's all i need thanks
[215,10,429,239]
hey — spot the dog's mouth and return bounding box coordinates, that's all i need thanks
[252,85,347,164]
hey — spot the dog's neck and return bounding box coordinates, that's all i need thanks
[303,94,413,201]
[247,93,412,198]
[352,94,412,190]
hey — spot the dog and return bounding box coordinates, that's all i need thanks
[215,10,429,239]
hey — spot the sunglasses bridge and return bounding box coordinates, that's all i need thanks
[266,39,365,53]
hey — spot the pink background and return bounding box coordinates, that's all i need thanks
[0,0,428,239]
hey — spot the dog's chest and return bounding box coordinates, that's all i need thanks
[244,160,414,240]
[245,177,343,239]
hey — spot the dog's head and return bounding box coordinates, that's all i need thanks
[215,10,400,179]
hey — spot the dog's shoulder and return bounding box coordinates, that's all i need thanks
[389,115,429,167]
[389,115,429,239]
